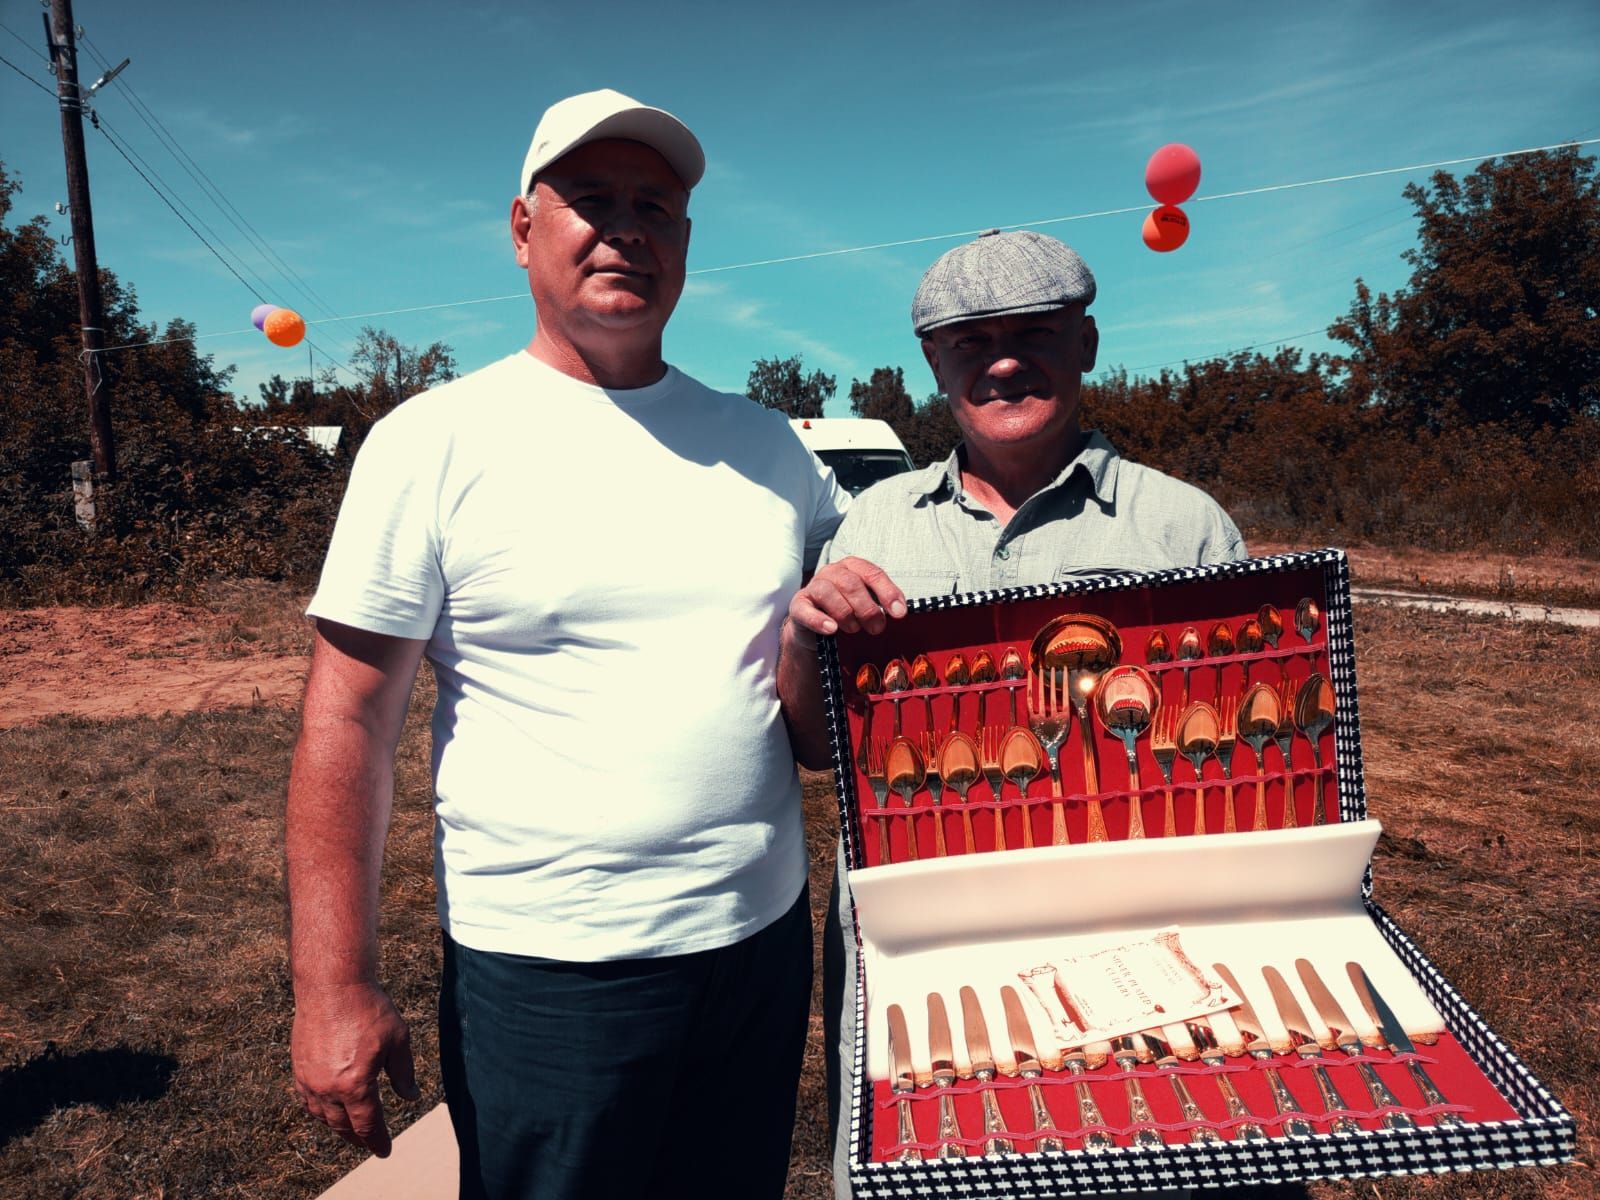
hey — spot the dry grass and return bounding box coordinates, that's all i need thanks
[0,600,1594,1198]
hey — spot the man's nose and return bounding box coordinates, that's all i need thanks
[987,355,1025,378]
[602,206,646,245]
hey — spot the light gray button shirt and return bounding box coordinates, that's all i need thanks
[821,431,1246,595]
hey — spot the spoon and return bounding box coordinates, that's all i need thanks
[1236,682,1281,831]
[1234,617,1264,683]
[1177,626,1202,706]
[943,653,970,733]
[854,662,881,776]
[970,650,998,727]
[886,736,926,860]
[1000,727,1045,848]
[939,730,982,854]
[883,657,911,736]
[1145,629,1172,705]
[910,653,939,732]
[1206,620,1235,700]
[1258,604,1284,679]
[1176,702,1220,836]
[1295,597,1321,649]
[1000,647,1026,725]
[1294,673,1336,825]
[1096,666,1159,839]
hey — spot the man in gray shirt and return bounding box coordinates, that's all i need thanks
[776,229,1244,1197]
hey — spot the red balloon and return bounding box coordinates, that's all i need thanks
[1145,143,1201,206]
[1142,205,1190,253]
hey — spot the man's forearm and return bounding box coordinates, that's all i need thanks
[286,715,397,991]
[777,616,832,770]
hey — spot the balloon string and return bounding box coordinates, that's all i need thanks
[93,136,1600,356]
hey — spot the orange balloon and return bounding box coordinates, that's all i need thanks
[264,307,306,347]
[1142,205,1190,253]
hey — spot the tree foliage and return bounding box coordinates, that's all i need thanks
[745,354,835,418]
[1329,146,1600,433]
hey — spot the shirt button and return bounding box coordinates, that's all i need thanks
[995,546,1011,560]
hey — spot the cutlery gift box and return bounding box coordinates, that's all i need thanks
[819,549,1575,1195]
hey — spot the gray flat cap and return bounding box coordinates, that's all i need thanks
[912,230,1096,336]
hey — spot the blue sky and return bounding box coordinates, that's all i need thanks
[3,0,1596,413]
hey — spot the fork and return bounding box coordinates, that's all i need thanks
[865,737,893,865]
[1216,693,1239,834]
[979,725,1007,851]
[1028,664,1073,844]
[920,729,948,857]
[1273,676,1298,828]
[1150,705,1180,837]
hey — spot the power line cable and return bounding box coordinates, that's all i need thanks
[0,19,48,62]
[0,50,54,96]
[79,32,351,344]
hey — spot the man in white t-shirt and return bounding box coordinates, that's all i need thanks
[285,89,848,1200]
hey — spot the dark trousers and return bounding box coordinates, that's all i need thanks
[440,886,812,1200]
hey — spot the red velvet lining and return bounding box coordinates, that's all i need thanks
[867,1031,1521,1159]
[839,568,1341,867]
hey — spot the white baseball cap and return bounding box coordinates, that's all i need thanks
[520,88,705,196]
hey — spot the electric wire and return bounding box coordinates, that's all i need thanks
[0,19,49,63]
[79,33,352,345]
[0,50,54,96]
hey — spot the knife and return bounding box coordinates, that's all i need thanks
[1214,963,1315,1138]
[1347,963,1463,1127]
[1144,1030,1223,1144]
[959,986,1016,1156]
[1263,966,1362,1134]
[1295,960,1417,1131]
[1187,1017,1268,1141]
[1000,985,1073,1152]
[927,994,967,1158]
[885,1004,924,1161]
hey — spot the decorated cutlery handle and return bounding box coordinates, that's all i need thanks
[1352,1058,1419,1130]
[1403,1060,1463,1126]
[1304,1061,1363,1134]
[935,1094,964,1158]
[1122,1077,1165,1147]
[979,1088,1016,1155]
[1252,1051,1314,1137]
[1162,1069,1223,1142]
[1212,1069,1269,1140]
[895,1096,922,1161]
[1025,1080,1067,1152]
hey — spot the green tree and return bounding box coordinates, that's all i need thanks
[848,366,915,427]
[1329,146,1600,433]
[745,354,835,418]
[901,393,962,467]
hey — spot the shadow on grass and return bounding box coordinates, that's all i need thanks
[0,1043,178,1146]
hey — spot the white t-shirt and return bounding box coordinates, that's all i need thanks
[308,351,847,960]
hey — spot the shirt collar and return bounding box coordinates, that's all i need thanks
[906,430,1122,506]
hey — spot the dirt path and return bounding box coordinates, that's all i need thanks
[0,603,309,726]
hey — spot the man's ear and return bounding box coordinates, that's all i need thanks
[510,195,534,268]
[920,337,944,394]
[1080,314,1099,373]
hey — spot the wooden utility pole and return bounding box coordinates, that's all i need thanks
[46,0,116,481]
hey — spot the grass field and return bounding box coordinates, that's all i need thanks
[0,585,1594,1198]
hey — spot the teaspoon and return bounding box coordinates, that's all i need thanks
[1234,617,1264,683]
[886,736,926,859]
[883,658,911,736]
[939,730,982,854]
[910,653,939,732]
[1295,598,1321,648]
[1000,727,1045,849]
[943,653,970,733]
[1236,683,1280,830]
[1096,665,1159,839]
[1206,621,1235,700]
[1177,626,1202,706]
[1176,702,1220,836]
[854,662,882,776]
[970,650,998,728]
[1294,673,1336,825]
[1000,647,1026,725]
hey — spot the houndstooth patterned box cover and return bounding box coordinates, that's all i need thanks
[817,549,1576,1195]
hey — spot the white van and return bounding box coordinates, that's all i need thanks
[790,418,915,496]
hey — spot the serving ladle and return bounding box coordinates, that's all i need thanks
[1236,682,1280,830]
[1176,701,1220,836]
[854,662,881,776]
[943,653,970,733]
[883,657,911,736]
[1031,614,1123,841]
[1294,673,1336,825]
[1000,727,1045,848]
[886,736,926,859]
[1096,665,1159,839]
[939,730,982,854]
